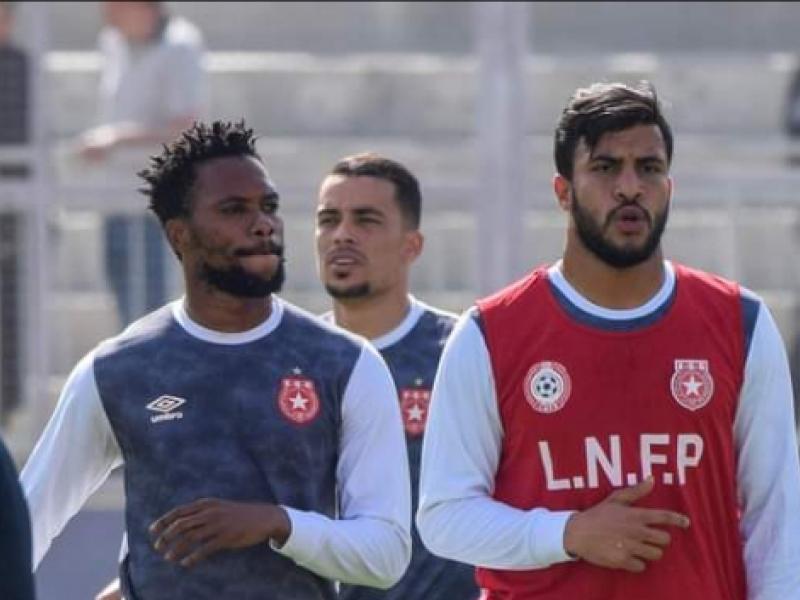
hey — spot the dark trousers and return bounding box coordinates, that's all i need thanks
[104,215,167,326]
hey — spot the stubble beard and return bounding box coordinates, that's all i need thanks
[324,281,371,300]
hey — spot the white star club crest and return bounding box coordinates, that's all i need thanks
[278,372,320,425]
[400,388,430,436]
[523,361,571,414]
[671,359,714,411]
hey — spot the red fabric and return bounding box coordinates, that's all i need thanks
[474,264,746,600]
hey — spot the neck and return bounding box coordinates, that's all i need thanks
[332,288,410,341]
[183,281,271,333]
[561,241,665,310]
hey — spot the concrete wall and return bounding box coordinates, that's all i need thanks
[45,51,800,141]
[38,2,800,54]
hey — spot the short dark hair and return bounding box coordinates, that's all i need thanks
[139,120,261,225]
[329,153,422,229]
[554,81,673,180]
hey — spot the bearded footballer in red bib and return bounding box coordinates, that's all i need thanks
[417,82,800,600]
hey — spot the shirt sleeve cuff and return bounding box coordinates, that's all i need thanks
[269,506,317,563]
[530,509,577,565]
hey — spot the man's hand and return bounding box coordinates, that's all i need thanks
[94,577,121,600]
[563,477,690,573]
[77,126,118,161]
[150,499,291,568]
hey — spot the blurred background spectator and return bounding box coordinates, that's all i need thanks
[0,434,34,600]
[0,0,28,423]
[785,65,800,139]
[78,1,207,326]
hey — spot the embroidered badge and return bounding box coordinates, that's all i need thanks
[400,387,431,436]
[524,361,571,414]
[670,359,714,411]
[278,369,321,425]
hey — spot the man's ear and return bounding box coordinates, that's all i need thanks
[403,230,424,265]
[553,174,572,212]
[164,219,188,261]
[667,175,674,207]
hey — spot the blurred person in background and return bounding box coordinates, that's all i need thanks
[0,0,29,421]
[316,154,479,600]
[24,121,410,600]
[78,1,208,326]
[784,61,800,142]
[0,435,35,600]
[417,81,800,599]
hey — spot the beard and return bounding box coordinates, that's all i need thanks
[571,191,668,269]
[324,281,371,300]
[198,240,286,298]
[201,260,286,298]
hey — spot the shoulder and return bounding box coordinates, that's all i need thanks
[98,26,121,47]
[415,299,459,337]
[673,262,743,298]
[477,265,550,314]
[95,305,176,361]
[279,299,369,355]
[674,263,768,354]
[163,17,205,48]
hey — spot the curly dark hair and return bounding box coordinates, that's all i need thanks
[554,81,673,181]
[139,120,261,225]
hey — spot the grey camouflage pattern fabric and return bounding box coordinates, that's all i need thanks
[95,302,361,599]
[340,306,479,600]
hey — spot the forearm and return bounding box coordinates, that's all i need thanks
[417,495,572,570]
[276,508,410,588]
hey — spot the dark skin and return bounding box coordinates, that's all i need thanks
[152,155,291,568]
[166,154,282,332]
[149,500,289,568]
[96,156,308,598]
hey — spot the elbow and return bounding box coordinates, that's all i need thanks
[372,564,406,590]
[345,520,411,590]
[415,500,450,560]
[373,526,411,589]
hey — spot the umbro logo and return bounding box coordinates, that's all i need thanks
[146,395,186,424]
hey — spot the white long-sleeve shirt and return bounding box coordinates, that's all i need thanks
[22,297,411,589]
[417,261,800,599]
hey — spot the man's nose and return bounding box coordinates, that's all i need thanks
[614,165,643,203]
[331,219,356,244]
[252,211,278,237]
